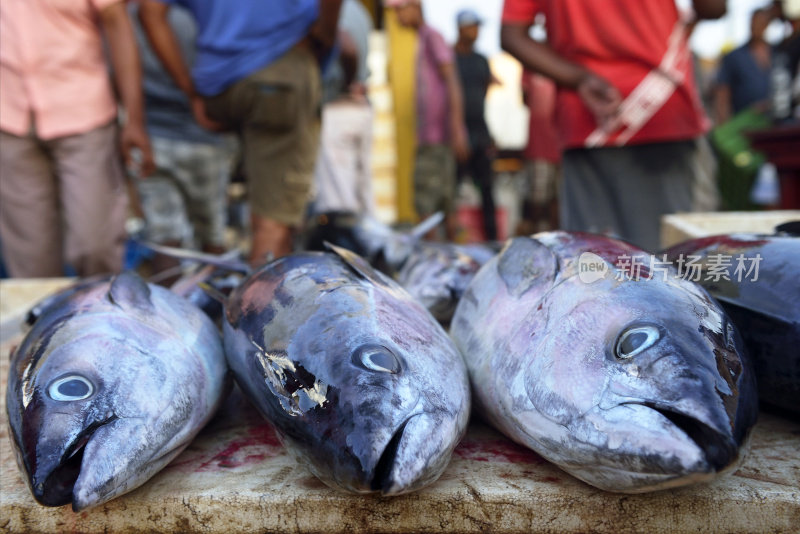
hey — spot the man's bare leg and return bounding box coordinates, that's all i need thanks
[249,213,292,267]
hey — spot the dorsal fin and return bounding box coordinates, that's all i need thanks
[108,271,154,311]
[410,212,445,240]
[325,242,392,287]
[497,237,559,297]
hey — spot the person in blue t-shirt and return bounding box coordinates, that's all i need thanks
[140,0,343,265]
[713,8,776,124]
[130,3,237,280]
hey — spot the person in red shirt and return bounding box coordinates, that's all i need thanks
[519,69,561,235]
[501,0,726,252]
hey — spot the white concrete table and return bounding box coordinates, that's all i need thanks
[1,279,798,533]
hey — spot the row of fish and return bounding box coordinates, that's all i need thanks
[7,216,796,511]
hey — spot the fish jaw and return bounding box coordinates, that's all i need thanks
[70,417,192,511]
[558,399,751,493]
[303,410,465,496]
[376,411,467,496]
[27,412,118,508]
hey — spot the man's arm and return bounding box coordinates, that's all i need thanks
[440,61,470,162]
[138,0,221,131]
[501,23,621,131]
[692,0,726,20]
[100,2,155,176]
[309,0,344,54]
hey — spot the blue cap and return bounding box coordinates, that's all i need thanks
[456,9,483,27]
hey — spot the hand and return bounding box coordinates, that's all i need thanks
[577,71,622,132]
[191,95,226,132]
[349,82,368,100]
[120,122,155,177]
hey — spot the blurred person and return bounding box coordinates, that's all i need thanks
[322,0,374,104]
[772,0,800,122]
[518,69,561,235]
[454,8,499,241]
[0,0,154,278]
[389,0,470,241]
[713,8,776,125]
[501,0,726,252]
[312,16,376,219]
[140,0,343,265]
[130,3,236,279]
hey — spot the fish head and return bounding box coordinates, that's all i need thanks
[277,283,468,495]
[522,273,758,491]
[232,251,469,496]
[8,278,214,511]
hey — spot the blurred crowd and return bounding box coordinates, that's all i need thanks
[1,0,799,280]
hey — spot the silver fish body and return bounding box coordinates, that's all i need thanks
[6,272,228,511]
[223,247,471,495]
[302,213,445,275]
[451,232,758,492]
[397,243,496,324]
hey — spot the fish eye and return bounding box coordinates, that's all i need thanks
[352,344,401,374]
[615,326,661,360]
[47,375,94,402]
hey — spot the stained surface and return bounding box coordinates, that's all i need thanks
[1,280,799,533]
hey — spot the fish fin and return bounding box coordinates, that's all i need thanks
[325,242,392,287]
[108,271,154,311]
[138,240,251,273]
[197,282,227,304]
[410,212,445,240]
[497,237,558,298]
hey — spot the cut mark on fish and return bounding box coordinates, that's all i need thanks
[251,340,330,416]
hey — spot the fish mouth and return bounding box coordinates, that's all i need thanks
[32,415,118,508]
[638,402,736,472]
[370,418,411,493]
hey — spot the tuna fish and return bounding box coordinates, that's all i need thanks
[302,212,445,275]
[663,233,800,416]
[223,246,471,495]
[451,232,758,492]
[6,272,229,511]
[396,242,497,324]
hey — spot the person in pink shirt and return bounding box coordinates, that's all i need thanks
[389,0,469,241]
[0,0,153,278]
